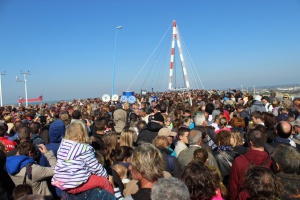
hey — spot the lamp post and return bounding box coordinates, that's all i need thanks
[112,25,122,97]
[16,70,31,107]
[0,71,6,107]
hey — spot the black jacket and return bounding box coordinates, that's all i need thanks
[213,149,238,186]
[157,147,182,178]
[137,122,163,144]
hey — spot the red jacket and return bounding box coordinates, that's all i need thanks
[0,137,17,152]
[229,149,271,200]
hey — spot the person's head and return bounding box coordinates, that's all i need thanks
[282,98,293,110]
[60,113,70,126]
[272,144,300,174]
[216,130,231,146]
[158,128,176,145]
[194,113,206,126]
[272,98,281,108]
[0,123,8,137]
[230,117,245,128]
[230,130,244,147]
[119,129,137,148]
[293,97,300,112]
[13,184,33,200]
[17,141,37,157]
[18,126,31,142]
[151,177,190,200]
[29,122,41,135]
[246,129,265,149]
[163,115,172,127]
[276,121,292,139]
[149,112,165,125]
[263,113,277,130]
[64,121,89,143]
[177,127,189,145]
[72,110,81,119]
[243,166,281,200]
[188,129,202,145]
[103,132,119,153]
[137,120,147,132]
[219,117,228,128]
[115,146,133,162]
[261,96,270,105]
[250,111,263,125]
[181,161,217,200]
[129,143,163,182]
[153,136,169,149]
[94,117,107,133]
[112,164,128,180]
[193,148,208,164]
[208,165,227,199]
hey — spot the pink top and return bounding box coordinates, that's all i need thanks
[212,188,224,200]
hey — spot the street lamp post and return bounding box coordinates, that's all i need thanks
[16,70,31,107]
[0,71,6,107]
[112,26,122,97]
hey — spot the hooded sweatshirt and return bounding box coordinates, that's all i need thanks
[229,149,271,200]
[39,120,65,167]
[137,122,163,144]
[6,151,56,196]
[114,109,127,133]
[250,100,266,113]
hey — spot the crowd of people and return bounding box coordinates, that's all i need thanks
[0,89,300,200]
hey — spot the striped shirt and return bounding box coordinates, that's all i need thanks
[51,139,107,190]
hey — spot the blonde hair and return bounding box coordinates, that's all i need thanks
[119,129,137,148]
[64,121,89,143]
[153,136,168,149]
[230,131,244,147]
[112,164,128,179]
[60,113,70,126]
[130,143,163,182]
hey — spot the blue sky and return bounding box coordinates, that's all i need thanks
[0,0,300,104]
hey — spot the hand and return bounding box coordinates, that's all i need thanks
[38,144,48,154]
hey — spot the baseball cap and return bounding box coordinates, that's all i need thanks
[149,112,164,123]
[158,128,177,137]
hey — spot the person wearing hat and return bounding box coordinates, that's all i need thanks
[250,95,266,113]
[158,127,177,157]
[261,96,273,113]
[137,112,164,144]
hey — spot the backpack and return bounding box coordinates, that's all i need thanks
[23,163,34,184]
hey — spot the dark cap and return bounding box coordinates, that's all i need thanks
[149,112,164,123]
[261,96,270,102]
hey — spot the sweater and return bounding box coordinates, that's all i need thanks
[229,149,271,200]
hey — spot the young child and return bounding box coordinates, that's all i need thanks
[51,121,113,194]
[112,164,130,185]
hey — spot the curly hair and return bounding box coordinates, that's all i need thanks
[216,130,231,146]
[181,161,217,200]
[243,166,281,200]
[130,143,164,182]
[230,117,245,128]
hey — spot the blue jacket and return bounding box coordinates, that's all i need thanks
[39,120,65,167]
[6,155,35,175]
